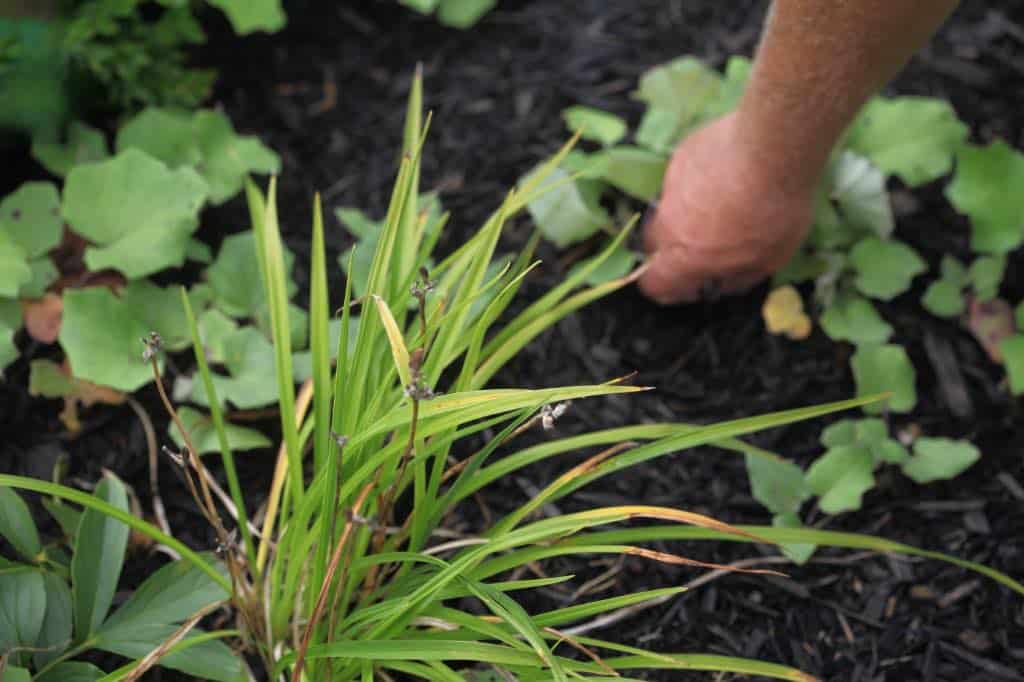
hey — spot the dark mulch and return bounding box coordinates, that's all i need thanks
[3,1,1024,680]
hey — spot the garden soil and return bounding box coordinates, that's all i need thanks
[3,1,1024,680]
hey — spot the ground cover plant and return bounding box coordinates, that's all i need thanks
[0,0,291,437]
[396,0,496,29]
[3,74,1022,681]
[533,52,1024,559]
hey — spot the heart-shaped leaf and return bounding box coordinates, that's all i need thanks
[190,326,279,409]
[116,107,201,168]
[72,473,129,639]
[192,109,280,204]
[62,149,209,278]
[849,237,926,300]
[524,167,609,247]
[946,141,1024,254]
[744,452,810,516]
[851,343,917,414]
[902,438,980,483]
[819,294,893,345]
[922,279,966,318]
[967,255,1006,302]
[597,146,666,202]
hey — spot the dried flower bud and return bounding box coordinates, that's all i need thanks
[141,331,163,362]
[541,402,570,431]
[409,347,426,374]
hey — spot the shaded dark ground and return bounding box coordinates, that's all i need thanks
[3,1,1024,680]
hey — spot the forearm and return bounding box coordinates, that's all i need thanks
[736,0,959,190]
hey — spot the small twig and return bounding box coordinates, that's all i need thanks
[125,395,171,537]
[123,601,223,682]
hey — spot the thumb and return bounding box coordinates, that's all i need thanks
[637,247,704,305]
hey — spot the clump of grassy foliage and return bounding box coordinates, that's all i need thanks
[1,72,1021,682]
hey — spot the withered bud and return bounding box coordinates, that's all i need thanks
[409,347,426,374]
[141,331,163,362]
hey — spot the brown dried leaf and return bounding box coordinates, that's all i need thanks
[967,297,1015,363]
[22,293,63,343]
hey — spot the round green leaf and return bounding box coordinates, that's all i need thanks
[116,107,201,168]
[524,167,609,248]
[0,487,41,560]
[72,474,129,639]
[967,255,1006,302]
[597,146,667,202]
[561,106,627,147]
[902,438,980,483]
[119,280,193,351]
[819,294,894,344]
[846,97,968,186]
[190,326,279,409]
[851,343,917,414]
[849,237,927,300]
[59,287,153,392]
[820,419,857,448]
[62,149,209,278]
[946,141,1024,254]
[0,182,63,258]
[939,255,968,287]
[193,109,281,204]
[922,279,965,318]
[30,121,109,178]
[437,0,496,27]
[805,444,875,514]
[206,232,297,318]
[635,56,721,134]
[206,0,286,34]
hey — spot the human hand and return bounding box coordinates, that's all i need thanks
[638,113,817,304]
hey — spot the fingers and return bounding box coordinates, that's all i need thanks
[638,246,771,305]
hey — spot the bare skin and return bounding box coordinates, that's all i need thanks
[640,0,961,305]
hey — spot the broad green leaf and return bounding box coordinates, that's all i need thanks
[940,255,969,285]
[851,343,917,414]
[637,57,721,113]
[0,487,41,560]
[773,250,830,285]
[95,624,244,681]
[192,109,280,204]
[562,106,627,147]
[119,280,193,351]
[922,279,965,317]
[967,254,1006,302]
[744,452,810,516]
[42,498,82,543]
[168,406,271,454]
[59,287,153,392]
[62,149,209,278]
[100,557,228,635]
[999,334,1024,396]
[598,146,666,201]
[72,474,129,639]
[523,167,608,247]
[830,151,894,238]
[821,418,908,466]
[819,294,893,344]
[35,662,105,682]
[206,232,297,318]
[805,444,875,513]
[0,568,46,656]
[846,97,967,186]
[197,307,239,364]
[399,0,441,12]
[567,244,637,286]
[28,359,76,398]
[437,0,496,27]
[31,121,109,177]
[116,108,200,168]
[705,56,751,119]
[0,299,21,371]
[34,572,72,668]
[0,181,63,258]
[0,232,31,297]
[946,141,1024,254]
[849,237,926,300]
[19,256,59,299]
[772,513,816,564]
[635,106,685,155]
[2,666,30,682]
[190,326,279,409]
[335,206,381,239]
[206,0,286,33]
[902,438,980,483]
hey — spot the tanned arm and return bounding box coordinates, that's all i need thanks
[640,0,960,304]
